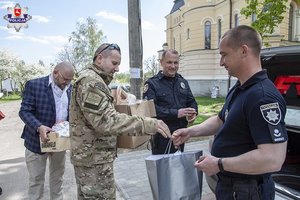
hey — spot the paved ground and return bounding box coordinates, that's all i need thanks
[0,100,215,200]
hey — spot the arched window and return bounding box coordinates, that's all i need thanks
[187,28,190,39]
[288,4,294,41]
[204,21,211,49]
[218,19,222,45]
[234,14,239,27]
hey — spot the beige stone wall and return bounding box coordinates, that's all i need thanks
[165,0,300,96]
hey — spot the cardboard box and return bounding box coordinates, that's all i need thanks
[40,132,70,152]
[115,99,156,149]
[117,135,150,149]
[115,99,156,117]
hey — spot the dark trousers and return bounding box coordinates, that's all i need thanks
[151,134,184,155]
[216,174,275,200]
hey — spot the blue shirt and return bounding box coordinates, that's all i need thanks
[212,70,287,177]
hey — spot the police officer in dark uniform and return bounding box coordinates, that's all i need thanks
[143,49,198,155]
[173,25,287,199]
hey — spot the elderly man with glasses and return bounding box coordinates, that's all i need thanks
[69,43,171,199]
[19,61,74,200]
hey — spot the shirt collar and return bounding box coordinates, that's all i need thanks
[89,64,113,85]
[236,70,268,90]
[157,70,179,80]
[48,74,53,86]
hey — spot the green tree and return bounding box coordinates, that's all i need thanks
[0,50,16,92]
[11,60,46,93]
[114,72,130,84]
[143,55,159,81]
[241,0,288,37]
[57,17,105,76]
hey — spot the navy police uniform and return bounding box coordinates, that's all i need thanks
[212,70,287,200]
[143,71,198,154]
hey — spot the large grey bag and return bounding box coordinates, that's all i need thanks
[145,150,203,200]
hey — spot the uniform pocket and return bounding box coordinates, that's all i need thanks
[233,180,260,200]
[156,91,172,106]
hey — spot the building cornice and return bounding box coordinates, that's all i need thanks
[182,0,226,17]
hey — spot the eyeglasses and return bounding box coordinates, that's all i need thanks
[93,43,121,61]
[58,72,73,82]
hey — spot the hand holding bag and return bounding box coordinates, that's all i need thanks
[145,140,203,200]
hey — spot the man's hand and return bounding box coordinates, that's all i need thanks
[156,120,171,138]
[38,125,52,143]
[194,155,220,176]
[172,128,191,146]
[186,112,197,123]
[178,108,196,119]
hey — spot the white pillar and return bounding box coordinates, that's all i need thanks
[295,9,300,41]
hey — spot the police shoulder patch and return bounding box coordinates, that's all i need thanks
[260,102,281,125]
[180,82,185,89]
[268,124,286,143]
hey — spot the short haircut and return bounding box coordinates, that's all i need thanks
[161,49,179,60]
[93,43,121,62]
[221,25,262,57]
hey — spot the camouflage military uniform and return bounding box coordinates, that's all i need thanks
[69,64,157,200]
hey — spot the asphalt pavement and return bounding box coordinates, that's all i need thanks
[0,100,215,200]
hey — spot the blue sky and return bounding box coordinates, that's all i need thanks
[0,0,174,72]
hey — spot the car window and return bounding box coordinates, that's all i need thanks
[285,107,300,128]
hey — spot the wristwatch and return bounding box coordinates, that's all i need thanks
[218,158,225,172]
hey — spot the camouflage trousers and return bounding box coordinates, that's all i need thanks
[74,163,115,200]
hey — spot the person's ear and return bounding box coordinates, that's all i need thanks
[53,69,59,76]
[240,44,249,58]
[97,54,105,63]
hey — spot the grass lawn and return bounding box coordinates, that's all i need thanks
[187,96,225,142]
[0,94,22,103]
[193,96,225,125]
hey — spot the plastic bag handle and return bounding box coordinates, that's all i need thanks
[164,138,181,155]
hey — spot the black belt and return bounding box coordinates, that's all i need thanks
[217,173,268,185]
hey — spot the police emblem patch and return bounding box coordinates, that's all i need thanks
[260,102,281,125]
[3,3,32,32]
[268,124,286,143]
[180,82,185,89]
[143,84,149,93]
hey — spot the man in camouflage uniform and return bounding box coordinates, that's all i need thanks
[69,43,171,200]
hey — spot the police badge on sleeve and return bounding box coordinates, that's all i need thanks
[260,102,287,143]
